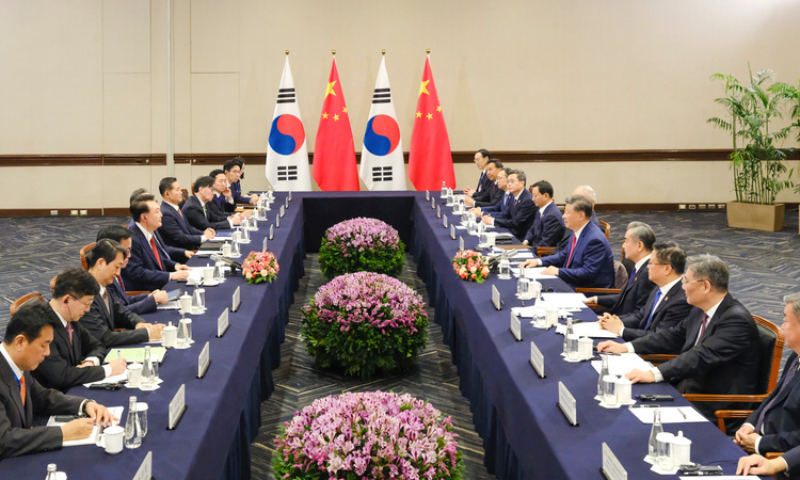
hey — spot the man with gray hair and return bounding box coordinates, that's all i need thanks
[734,292,800,458]
[597,254,761,423]
[588,222,657,315]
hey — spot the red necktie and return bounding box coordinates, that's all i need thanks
[565,235,577,268]
[117,274,126,291]
[695,314,709,345]
[19,375,26,406]
[65,322,74,344]
[150,237,164,270]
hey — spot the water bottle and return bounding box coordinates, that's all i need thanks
[124,396,143,449]
[440,181,447,198]
[141,347,152,380]
[46,464,59,480]
[597,355,610,398]
[648,409,664,460]
[563,317,574,353]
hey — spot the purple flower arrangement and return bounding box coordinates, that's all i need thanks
[273,391,465,480]
[319,218,405,278]
[301,272,428,378]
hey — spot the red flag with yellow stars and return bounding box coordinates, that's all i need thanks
[408,55,455,191]
[312,57,359,191]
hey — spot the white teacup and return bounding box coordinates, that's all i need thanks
[615,377,633,404]
[127,363,143,387]
[179,294,192,314]
[98,425,124,454]
[578,337,593,360]
[203,268,214,283]
[222,243,232,257]
[162,325,178,348]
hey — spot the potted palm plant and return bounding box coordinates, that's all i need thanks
[708,67,794,232]
[771,81,800,233]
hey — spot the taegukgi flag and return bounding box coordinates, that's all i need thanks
[360,56,407,191]
[266,55,312,191]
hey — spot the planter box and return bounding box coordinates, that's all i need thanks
[726,201,785,232]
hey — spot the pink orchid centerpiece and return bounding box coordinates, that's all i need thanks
[319,217,405,278]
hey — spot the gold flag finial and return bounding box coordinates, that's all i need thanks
[382,49,386,55]
[332,49,336,55]
[426,48,431,54]
[285,50,289,55]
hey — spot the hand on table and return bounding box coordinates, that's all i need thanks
[61,418,94,441]
[107,358,127,376]
[150,290,169,304]
[85,401,116,427]
[170,270,191,281]
[737,454,786,476]
[598,314,623,334]
[624,368,655,384]
[596,341,627,354]
[184,250,195,259]
[464,187,475,196]
[541,266,559,276]
[519,259,539,269]
[203,228,216,240]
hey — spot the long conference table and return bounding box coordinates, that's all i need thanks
[0,191,763,479]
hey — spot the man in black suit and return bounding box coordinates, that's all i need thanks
[128,192,194,263]
[0,303,115,459]
[587,222,657,315]
[464,159,504,208]
[599,241,696,341]
[552,185,602,255]
[734,293,800,455]
[224,157,259,205]
[80,240,165,348]
[158,176,216,250]
[123,195,192,292]
[32,268,128,392]
[598,255,762,422]
[183,176,242,231]
[96,226,168,314]
[521,180,565,250]
[481,170,537,241]
[463,149,492,199]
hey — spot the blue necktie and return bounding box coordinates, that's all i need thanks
[642,289,663,330]
[628,266,637,285]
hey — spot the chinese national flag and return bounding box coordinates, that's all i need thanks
[408,55,455,191]
[312,57,359,191]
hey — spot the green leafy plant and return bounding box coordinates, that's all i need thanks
[708,66,794,205]
[301,272,428,379]
[318,218,405,278]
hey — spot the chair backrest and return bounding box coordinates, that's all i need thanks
[10,292,44,316]
[613,260,629,289]
[50,275,58,293]
[753,314,784,394]
[598,220,611,240]
[536,246,555,257]
[80,242,96,271]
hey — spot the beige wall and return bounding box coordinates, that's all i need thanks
[2,0,800,209]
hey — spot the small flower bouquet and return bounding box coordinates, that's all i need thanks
[452,250,490,283]
[319,217,405,278]
[242,251,279,284]
[273,391,465,480]
[301,272,428,378]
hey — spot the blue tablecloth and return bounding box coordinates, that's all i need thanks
[0,193,305,480]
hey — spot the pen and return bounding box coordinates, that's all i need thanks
[116,350,121,359]
[679,408,688,419]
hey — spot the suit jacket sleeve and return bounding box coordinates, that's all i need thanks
[34,348,106,392]
[630,314,691,355]
[125,243,171,291]
[183,200,230,231]
[656,306,754,383]
[540,241,571,268]
[597,294,621,309]
[125,294,158,315]
[495,200,536,232]
[539,214,565,247]
[80,298,149,348]
[781,446,800,478]
[157,216,201,250]
[556,237,610,287]
[621,297,694,342]
[475,187,503,208]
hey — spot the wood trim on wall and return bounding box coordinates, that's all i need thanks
[6,149,799,167]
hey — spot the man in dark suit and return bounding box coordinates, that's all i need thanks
[734,293,800,455]
[183,176,242,231]
[463,149,492,199]
[599,241,696,341]
[123,195,192,292]
[128,192,194,263]
[210,169,240,214]
[552,185,602,255]
[481,170,537,241]
[465,159,504,208]
[158,176,216,250]
[587,222,657,315]
[32,268,128,392]
[598,255,762,422]
[96,226,167,314]
[520,195,615,289]
[0,303,115,459]
[80,240,165,348]
[470,169,508,216]
[521,180,565,250]
[224,157,258,205]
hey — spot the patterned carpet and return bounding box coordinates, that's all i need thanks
[0,209,798,479]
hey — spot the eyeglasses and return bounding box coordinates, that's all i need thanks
[69,296,93,308]
[681,277,706,286]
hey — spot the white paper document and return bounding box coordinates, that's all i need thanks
[630,406,709,424]
[541,293,589,308]
[157,300,181,310]
[207,236,232,242]
[82,372,127,387]
[591,353,651,376]
[512,266,557,280]
[556,322,618,339]
[47,406,124,446]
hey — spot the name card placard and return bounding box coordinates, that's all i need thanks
[530,341,545,378]
[262,236,268,252]
[510,311,522,341]
[287,191,292,202]
[167,384,187,430]
[491,285,501,311]
[437,205,441,219]
[217,308,229,338]
[601,443,627,480]
[443,214,448,228]
[431,197,435,209]
[425,190,430,201]
[132,451,153,480]
[279,205,285,218]
[276,214,281,228]
[232,286,241,313]
[450,224,456,240]
[269,224,274,240]
[458,236,464,252]
[197,341,210,379]
[557,381,579,426]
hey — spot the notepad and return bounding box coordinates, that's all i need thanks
[104,347,166,365]
[47,406,124,446]
[630,406,708,424]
